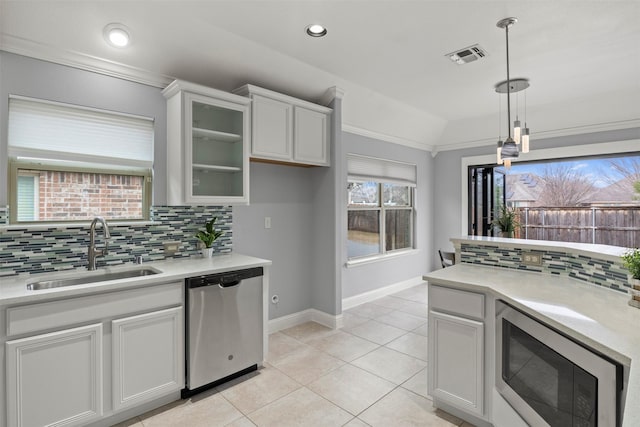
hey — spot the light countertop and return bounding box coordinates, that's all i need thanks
[424,264,640,427]
[0,253,272,306]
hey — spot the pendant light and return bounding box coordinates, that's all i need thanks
[521,89,530,153]
[495,17,531,165]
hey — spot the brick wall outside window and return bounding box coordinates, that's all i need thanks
[35,170,144,220]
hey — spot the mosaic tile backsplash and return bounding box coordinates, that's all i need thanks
[0,206,232,277]
[459,243,631,293]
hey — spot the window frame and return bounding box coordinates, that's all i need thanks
[460,139,640,237]
[347,180,415,261]
[9,160,152,225]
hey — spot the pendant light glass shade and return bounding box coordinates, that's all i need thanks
[522,126,530,153]
[513,119,521,144]
[497,140,504,165]
[500,137,519,159]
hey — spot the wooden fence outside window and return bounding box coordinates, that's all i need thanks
[516,206,640,247]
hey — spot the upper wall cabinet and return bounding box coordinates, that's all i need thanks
[234,85,332,167]
[163,80,251,205]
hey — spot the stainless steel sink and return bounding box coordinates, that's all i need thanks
[26,267,162,291]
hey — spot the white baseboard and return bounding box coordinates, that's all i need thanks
[268,277,425,334]
[268,309,343,334]
[342,276,425,310]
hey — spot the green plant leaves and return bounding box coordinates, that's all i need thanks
[622,248,640,280]
[492,205,520,233]
[195,217,224,248]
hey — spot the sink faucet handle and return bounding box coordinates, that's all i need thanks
[135,255,143,265]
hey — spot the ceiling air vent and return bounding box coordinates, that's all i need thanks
[446,44,488,65]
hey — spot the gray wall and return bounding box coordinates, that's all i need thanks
[341,132,434,299]
[433,128,640,255]
[3,52,437,322]
[235,95,344,319]
[233,162,314,319]
[0,52,168,205]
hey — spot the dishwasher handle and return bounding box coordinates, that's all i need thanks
[186,267,263,289]
[218,280,240,288]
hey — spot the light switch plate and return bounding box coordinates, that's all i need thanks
[264,217,271,229]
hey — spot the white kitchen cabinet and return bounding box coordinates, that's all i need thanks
[6,323,103,427]
[429,311,484,416]
[428,285,485,418]
[294,106,329,165]
[234,84,331,166]
[250,94,292,161]
[3,281,183,427]
[112,306,183,411]
[163,79,251,205]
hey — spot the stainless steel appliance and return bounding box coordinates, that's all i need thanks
[183,267,263,397]
[496,301,622,427]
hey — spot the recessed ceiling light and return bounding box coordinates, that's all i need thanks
[306,24,327,38]
[103,23,131,48]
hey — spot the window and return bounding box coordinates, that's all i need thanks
[8,96,154,223]
[347,154,416,260]
[16,173,39,221]
[467,148,640,246]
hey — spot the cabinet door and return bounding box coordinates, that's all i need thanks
[6,324,103,427]
[251,94,293,161]
[183,92,249,205]
[112,306,183,411]
[294,106,329,166]
[428,311,484,416]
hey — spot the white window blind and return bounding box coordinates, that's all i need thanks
[347,154,417,186]
[8,96,154,168]
[17,175,37,221]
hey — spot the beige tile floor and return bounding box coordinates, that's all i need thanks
[118,283,476,427]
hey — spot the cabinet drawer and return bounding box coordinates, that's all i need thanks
[429,284,484,320]
[7,281,183,337]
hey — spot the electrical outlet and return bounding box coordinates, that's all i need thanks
[163,242,180,256]
[264,217,271,229]
[522,252,542,266]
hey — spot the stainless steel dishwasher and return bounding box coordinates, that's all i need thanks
[183,267,263,397]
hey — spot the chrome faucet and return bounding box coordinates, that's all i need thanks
[88,217,111,271]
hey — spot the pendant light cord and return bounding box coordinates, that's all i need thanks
[505,23,511,139]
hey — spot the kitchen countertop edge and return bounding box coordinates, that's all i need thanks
[0,253,272,306]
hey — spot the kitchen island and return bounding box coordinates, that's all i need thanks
[424,262,640,427]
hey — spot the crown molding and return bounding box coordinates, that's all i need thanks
[321,86,346,106]
[435,118,640,154]
[342,123,434,153]
[0,33,173,88]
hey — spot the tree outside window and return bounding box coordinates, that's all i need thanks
[505,154,640,246]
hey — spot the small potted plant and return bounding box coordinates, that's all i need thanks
[195,217,223,258]
[622,248,640,307]
[492,205,520,238]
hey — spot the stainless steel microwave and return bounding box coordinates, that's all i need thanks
[496,300,622,427]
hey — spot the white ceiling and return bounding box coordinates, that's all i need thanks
[1,0,639,151]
